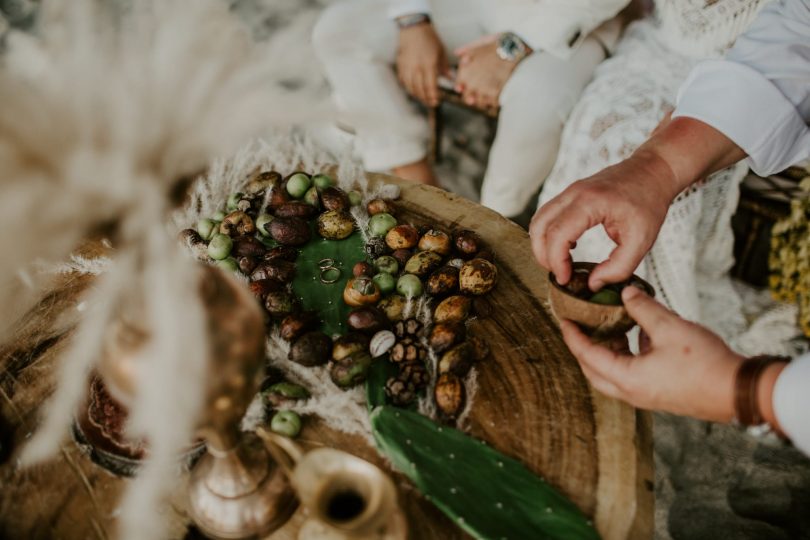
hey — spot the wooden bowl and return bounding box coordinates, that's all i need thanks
[548,262,655,336]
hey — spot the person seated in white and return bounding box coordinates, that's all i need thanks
[531,0,810,457]
[312,0,631,220]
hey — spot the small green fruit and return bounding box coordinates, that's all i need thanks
[196,218,218,241]
[312,173,335,191]
[304,186,320,208]
[216,256,238,273]
[267,382,310,400]
[373,272,397,295]
[397,274,423,298]
[212,210,226,221]
[255,213,274,237]
[226,192,244,212]
[369,213,397,237]
[589,289,622,305]
[374,255,399,275]
[270,410,302,438]
[207,233,233,260]
[348,191,363,207]
[286,173,312,199]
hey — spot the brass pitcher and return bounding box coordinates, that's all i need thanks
[94,264,298,539]
[256,428,408,540]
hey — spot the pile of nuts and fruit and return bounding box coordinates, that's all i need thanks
[178,169,499,435]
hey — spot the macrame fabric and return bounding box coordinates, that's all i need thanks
[538,0,799,355]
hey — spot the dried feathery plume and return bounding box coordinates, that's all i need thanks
[0,1,331,539]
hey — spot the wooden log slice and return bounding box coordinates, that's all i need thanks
[0,176,652,540]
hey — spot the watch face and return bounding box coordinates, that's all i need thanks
[497,33,522,61]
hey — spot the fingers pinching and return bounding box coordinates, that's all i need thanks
[588,232,646,290]
[621,286,672,341]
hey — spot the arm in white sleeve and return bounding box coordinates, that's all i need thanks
[773,354,810,457]
[673,0,810,176]
[388,0,431,20]
[506,0,630,59]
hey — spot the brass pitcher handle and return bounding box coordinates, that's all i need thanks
[255,427,303,479]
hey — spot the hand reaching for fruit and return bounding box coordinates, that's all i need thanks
[560,286,752,424]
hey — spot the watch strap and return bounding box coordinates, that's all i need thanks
[734,355,790,426]
[396,13,431,29]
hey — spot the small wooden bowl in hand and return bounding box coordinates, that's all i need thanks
[548,262,655,337]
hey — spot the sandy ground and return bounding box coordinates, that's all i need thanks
[1,0,809,538]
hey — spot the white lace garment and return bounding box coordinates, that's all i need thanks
[537,0,801,355]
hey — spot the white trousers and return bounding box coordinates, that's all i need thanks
[313,0,611,217]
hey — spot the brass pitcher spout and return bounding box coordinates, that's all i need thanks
[256,428,408,540]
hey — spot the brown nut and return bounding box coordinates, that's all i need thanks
[269,216,311,246]
[347,305,390,334]
[274,201,317,219]
[279,311,319,342]
[438,342,473,376]
[237,255,258,275]
[263,246,299,262]
[246,170,281,195]
[353,261,374,278]
[288,331,332,367]
[565,269,591,298]
[428,322,466,354]
[248,278,282,300]
[366,198,396,216]
[385,224,419,250]
[378,295,407,322]
[220,211,256,237]
[433,295,472,324]
[343,277,381,307]
[268,185,292,210]
[435,373,465,419]
[403,251,443,277]
[454,229,483,259]
[320,187,350,212]
[329,351,373,388]
[459,258,498,295]
[317,210,355,240]
[391,249,412,268]
[178,229,208,261]
[232,235,267,258]
[426,266,460,296]
[332,333,370,362]
[418,229,452,255]
[264,290,297,318]
[251,259,296,283]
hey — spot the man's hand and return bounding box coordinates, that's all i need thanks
[454,36,519,109]
[561,286,744,422]
[530,116,747,290]
[530,149,679,290]
[396,23,448,107]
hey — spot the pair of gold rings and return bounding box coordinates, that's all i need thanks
[318,258,341,284]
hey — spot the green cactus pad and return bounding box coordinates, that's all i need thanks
[366,363,599,540]
[291,229,365,337]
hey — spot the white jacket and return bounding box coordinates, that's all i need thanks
[388,0,631,59]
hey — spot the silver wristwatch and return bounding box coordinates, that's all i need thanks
[395,13,431,29]
[496,32,531,63]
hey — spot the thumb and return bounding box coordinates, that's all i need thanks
[621,285,673,341]
[588,239,647,290]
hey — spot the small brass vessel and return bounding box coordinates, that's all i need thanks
[257,429,408,540]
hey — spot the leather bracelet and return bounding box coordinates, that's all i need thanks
[734,355,790,426]
[395,13,431,29]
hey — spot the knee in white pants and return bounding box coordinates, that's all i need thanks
[311,1,363,62]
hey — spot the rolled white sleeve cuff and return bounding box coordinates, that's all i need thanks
[673,60,810,177]
[388,0,431,20]
[773,354,810,457]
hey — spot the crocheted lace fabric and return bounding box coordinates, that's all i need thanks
[538,0,801,355]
